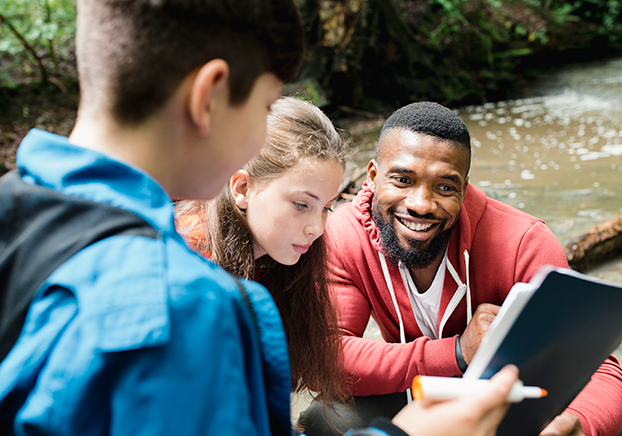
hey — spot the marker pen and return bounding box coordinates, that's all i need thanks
[412,376,548,403]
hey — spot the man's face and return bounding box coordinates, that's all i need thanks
[368,128,470,269]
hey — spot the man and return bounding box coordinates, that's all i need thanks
[320,101,622,435]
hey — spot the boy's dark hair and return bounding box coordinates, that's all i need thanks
[77,0,305,125]
[379,101,471,164]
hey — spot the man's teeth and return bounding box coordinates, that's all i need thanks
[400,218,433,232]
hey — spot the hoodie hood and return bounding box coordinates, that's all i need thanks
[352,182,384,253]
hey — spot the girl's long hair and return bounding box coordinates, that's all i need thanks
[176,97,351,404]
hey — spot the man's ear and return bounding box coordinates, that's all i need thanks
[230,170,251,209]
[189,59,230,136]
[367,160,378,193]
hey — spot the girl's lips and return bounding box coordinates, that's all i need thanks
[293,244,310,254]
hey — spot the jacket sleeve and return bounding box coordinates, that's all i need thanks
[516,222,622,436]
[9,281,271,436]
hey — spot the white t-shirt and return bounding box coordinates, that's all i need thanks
[399,251,448,339]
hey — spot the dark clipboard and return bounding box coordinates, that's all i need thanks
[464,265,622,436]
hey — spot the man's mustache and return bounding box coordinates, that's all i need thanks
[391,209,444,222]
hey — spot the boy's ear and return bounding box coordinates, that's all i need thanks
[189,59,230,136]
[230,170,250,210]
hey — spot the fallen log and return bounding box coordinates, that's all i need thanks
[564,214,622,273]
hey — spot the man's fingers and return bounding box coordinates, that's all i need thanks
[474,303,501,318]
[460,303,501,363]
[469,303,501,328]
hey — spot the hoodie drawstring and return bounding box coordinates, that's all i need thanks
[444,249,472,326]
[378,249,472,402]
[379,252,407,344]
[378,252,412,403]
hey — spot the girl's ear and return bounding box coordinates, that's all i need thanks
[230,170,250,210]
[189,59,230,137]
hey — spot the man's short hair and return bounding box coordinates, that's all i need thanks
[76,0,304,125]
[378,101,471,162]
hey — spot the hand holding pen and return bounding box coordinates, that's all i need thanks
[392,365,520,436]
[412,374,547,403]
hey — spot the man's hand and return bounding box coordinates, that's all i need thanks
[539,412,585,436]
[392,365,519,436]
[460,303,500,364]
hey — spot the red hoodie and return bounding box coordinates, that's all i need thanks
[326,182,622,436]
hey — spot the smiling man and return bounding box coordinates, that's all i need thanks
[309,101,622,436]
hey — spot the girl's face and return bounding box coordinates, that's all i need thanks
[237,157,343,265]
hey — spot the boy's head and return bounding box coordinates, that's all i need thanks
[76,0,304,125]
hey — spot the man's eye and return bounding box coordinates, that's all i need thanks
[395,177,409,184]
[439,185,455,192]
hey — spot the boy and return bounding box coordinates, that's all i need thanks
[0,1,303,434]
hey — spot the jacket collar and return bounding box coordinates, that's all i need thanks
[16,129,177,236]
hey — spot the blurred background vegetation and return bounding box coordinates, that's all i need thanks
[296,0,622,111]
[0,0,76,88]
[2,0,622,172]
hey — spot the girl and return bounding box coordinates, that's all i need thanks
[175,96,351,406]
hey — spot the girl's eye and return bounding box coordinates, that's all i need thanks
[323,206,331,213]
[294,202,307,210]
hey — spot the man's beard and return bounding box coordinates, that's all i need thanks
[372,204,457,270]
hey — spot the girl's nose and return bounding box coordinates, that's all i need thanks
[305,211,326,240]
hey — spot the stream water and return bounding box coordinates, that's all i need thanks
[348,56,622,355]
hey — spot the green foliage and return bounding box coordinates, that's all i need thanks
[0,0,76,87]
[427,0,566,50]
[421,0,621,73]
[515,0,620,40]
[570,0,622,42]
[389,0,622,106]
[426,0,470,48]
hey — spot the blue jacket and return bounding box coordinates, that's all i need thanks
[0,129,292,435]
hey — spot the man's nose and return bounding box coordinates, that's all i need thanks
[405,186,437,216]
